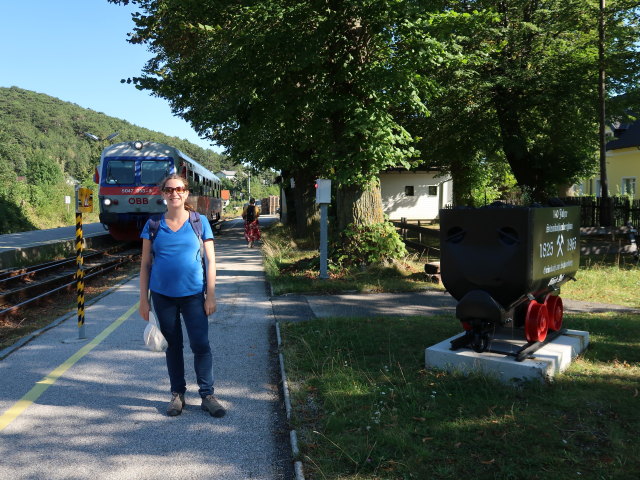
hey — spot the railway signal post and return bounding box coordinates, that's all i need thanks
[75,186,93,339]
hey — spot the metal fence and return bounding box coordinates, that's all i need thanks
[558,197,640,228]
[391,218,441,258]
[444,197,640,228]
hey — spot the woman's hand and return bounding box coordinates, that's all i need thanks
[204,294,217,315]
[139,296,151,322]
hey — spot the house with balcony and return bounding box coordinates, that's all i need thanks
[579,120,640,198]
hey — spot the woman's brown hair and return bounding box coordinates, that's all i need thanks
[159,174,194,211]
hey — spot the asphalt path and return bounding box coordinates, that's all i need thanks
[0,222,108,250]
[0,215,293,480]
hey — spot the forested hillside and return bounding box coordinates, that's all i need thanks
[0,86,230,233]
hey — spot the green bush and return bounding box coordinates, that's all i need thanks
[331,221,408,267]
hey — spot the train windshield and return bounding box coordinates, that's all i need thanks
[105,160,135,184]
[141,160,173,185]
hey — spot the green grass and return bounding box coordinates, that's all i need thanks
[268,222,640,477]
[561,257,640,308]
[263,223,640,309]
[281,314,640,479]
[262,223,438,295]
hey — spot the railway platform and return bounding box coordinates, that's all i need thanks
[0,222,113,270]
[0,215,293,480]
[2,216,639,479]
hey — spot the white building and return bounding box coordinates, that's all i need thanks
[380,169,453,221]
[215,170,237,181]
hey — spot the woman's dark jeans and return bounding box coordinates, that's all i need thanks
[150,291,214,397]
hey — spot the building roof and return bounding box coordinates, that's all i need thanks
[607,119,640,150]
[216,170,237,178]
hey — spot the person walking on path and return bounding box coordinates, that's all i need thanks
[242,197,261,248]
[138,174,225,418]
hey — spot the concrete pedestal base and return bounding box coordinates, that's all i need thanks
[425,329,589,384]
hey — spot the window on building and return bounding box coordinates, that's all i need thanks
[405,186,414,196]
[621,177,636,196]
[593,179,601,197]
[427,185,438,196]
[572,182,585,196]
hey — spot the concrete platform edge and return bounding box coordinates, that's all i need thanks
[275,320,306,480]
[425,329,590,384]
[0,233,115,269]
[0,272,138,361]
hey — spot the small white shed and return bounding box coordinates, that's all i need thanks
[380,169,453,221]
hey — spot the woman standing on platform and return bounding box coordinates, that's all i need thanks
[242,197,261,247]
[138,174,225,418]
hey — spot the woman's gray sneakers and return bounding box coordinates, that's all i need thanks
[167,392,185,416]
[201,394,226,417]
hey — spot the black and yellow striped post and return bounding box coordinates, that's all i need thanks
[75,210,86,338]
[75,187,93,339]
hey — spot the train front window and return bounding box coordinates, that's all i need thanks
[105,160,135,184]
[141,160,172,185]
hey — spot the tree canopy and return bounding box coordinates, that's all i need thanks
[413,0,640,202]
[0,86,228,181]
[111,0,640,206]
[112,0,447,190]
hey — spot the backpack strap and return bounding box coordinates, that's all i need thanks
[147,214,163,242]
[148,212,203,242]
[188,210,204,239]
[188,211,208,290]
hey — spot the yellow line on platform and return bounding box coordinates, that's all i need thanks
[0,302,139,432]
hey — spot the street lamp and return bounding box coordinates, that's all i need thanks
[83,131,120,143]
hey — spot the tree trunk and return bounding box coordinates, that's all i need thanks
[493,86,544,201]
[292,169,319,237]
[449,157,474,206]
[336,180,384,231]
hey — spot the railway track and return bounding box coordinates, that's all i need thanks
[0,244,140,321]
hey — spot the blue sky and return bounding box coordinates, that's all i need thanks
[0,0,221,153]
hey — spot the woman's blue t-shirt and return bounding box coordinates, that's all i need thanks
[140,214,214,297]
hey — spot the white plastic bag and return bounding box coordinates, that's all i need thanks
[143,311,168,352]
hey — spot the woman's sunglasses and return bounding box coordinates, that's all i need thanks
[162,186,188,194]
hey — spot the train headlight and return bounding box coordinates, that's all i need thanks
[134,141,144,150]
[103,198,112,206]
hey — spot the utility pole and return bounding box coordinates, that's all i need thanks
[598,0,611,226]
[315,179,331,279]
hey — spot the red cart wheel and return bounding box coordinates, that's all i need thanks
[525,301,549,343]
[544,295,563,331]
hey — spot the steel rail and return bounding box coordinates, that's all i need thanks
[0,258,73,281]
[0,244,132,288]
[0,251,139,320]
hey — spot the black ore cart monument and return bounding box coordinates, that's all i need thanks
[425,204,590,382]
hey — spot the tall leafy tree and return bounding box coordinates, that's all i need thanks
[109,0,445,231]
[414,0,640,202]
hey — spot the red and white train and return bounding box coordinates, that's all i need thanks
[94,141,222,241]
